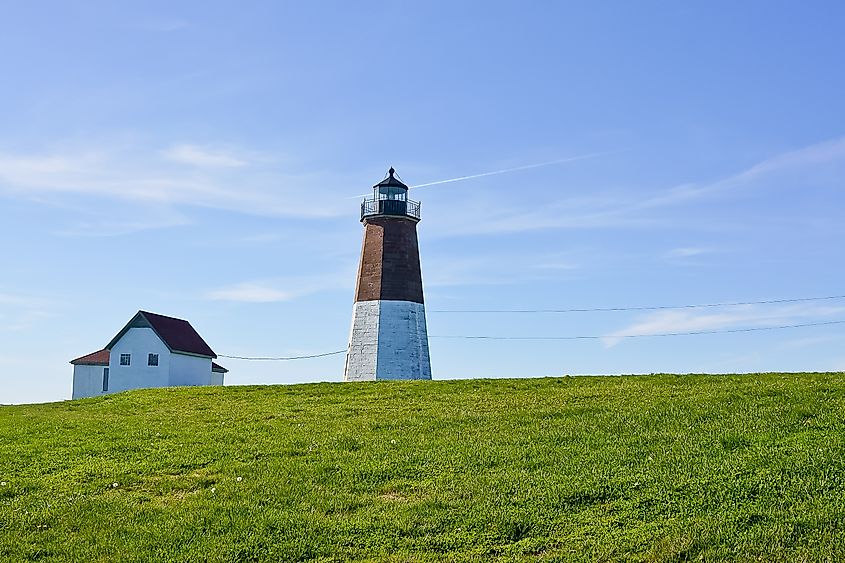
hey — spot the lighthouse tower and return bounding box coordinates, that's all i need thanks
[344,168,432,381]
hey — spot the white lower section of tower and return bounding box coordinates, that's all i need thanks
[344,300,432,381]
[344,301,380,380]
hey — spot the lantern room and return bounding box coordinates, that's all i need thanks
[361,167,421,222]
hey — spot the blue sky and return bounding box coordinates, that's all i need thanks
[2,1,844,404]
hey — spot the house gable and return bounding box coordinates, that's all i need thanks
[105,312,154,351]
[105,311,216,358]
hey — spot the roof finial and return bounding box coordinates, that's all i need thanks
[388,167,395,177]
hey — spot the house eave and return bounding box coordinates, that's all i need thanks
[172,350,216,360]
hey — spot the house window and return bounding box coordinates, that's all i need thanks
[102,368,109,392]
[148,353,159,367]
[120,353,131,366]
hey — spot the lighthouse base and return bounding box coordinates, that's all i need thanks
[344,300,432,381]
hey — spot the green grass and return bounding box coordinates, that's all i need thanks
[2,373,845,562]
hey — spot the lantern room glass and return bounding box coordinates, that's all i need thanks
[375,185,407,201]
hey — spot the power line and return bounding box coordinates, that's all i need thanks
[429,294,845,314]
[430,319,845,340]
[218,319,845,360]
[218,350,347,361]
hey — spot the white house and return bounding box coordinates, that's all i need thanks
[70,311,228,399]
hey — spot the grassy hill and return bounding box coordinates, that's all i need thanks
[2,374,845,562]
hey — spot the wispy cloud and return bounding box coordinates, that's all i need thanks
[423,256,516,288]
[205,283,294,303]
[665,247,713,259]
[532,261,581,271]
[162,144,247,168]
[52,205,191,237]
[0,291,54,332]
[427,136,845,237]
[422,249,584,289]
[3,136,843,239]
[602,304,845,348]
[0,144,354,232]
[729,136,845,185]
[236,233,287,244]
[425,192,660,237]
[204,271,354,303]
[629,137,845,209]
[0,290,51,308]
[0,292,33,306]
[0,310,52,332]
[781,333,845,349]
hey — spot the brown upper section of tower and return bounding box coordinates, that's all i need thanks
[354,168,425,304]
[354,216,424,304]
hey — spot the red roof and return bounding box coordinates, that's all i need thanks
[105,311,216,358]
[211,362,228,373]
[70,349,110,366]
[140,311,216,358]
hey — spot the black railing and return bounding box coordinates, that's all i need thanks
[361,197,421,221]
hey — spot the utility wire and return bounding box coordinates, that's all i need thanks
[429,294,845,314]
[218,319,845,360]
[431,319,845,340]
[218,350,347,361]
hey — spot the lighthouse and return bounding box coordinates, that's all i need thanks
[344,168,432,381]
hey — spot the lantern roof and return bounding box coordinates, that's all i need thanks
[373,167,409,190]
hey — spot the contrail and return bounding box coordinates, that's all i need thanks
[411,151,618,189]
[347,150,621,198]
